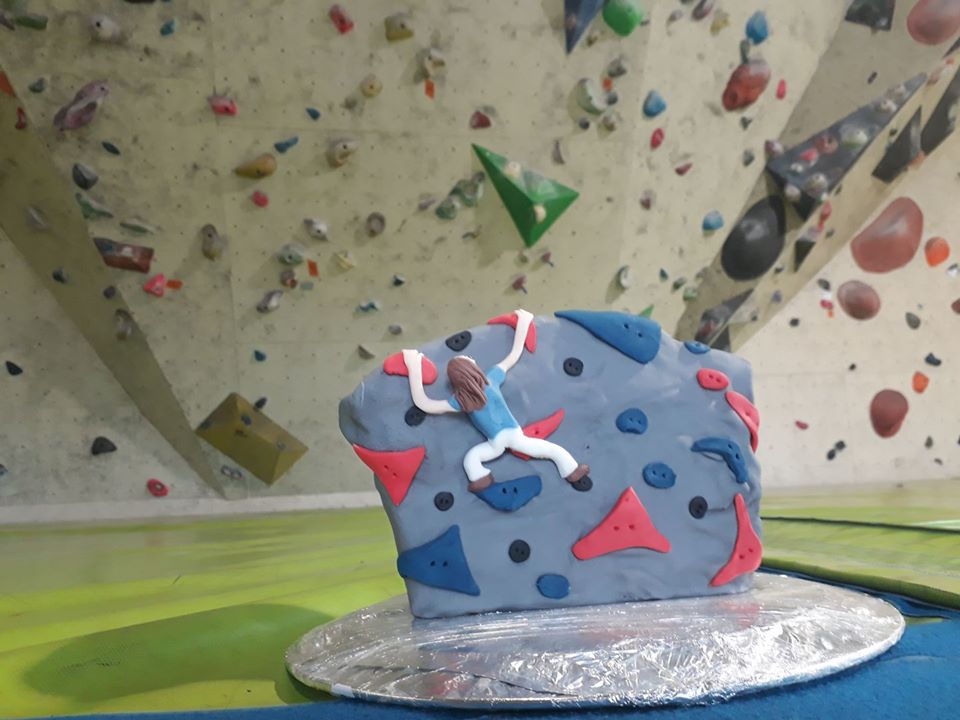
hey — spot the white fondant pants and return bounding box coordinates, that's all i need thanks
[463,427,578,485]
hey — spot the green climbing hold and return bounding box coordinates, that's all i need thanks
[639,304,654,318]
[472,144,578,248]
[602,0,646,36]
[75,193,113,220]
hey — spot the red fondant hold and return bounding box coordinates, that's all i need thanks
[352,444,426,506]
[382,352,438,384]
[143,274,166,297]
[510,409,565,460]
[697,368,730,391]
[146,478,168,497]
[487,312,537,352]
[710,493,762,586]
[572,487,670,560]
[650,128,664,149]
[725,390,759,452]
[722,59,771,111]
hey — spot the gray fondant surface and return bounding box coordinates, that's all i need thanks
[339,311,762,618]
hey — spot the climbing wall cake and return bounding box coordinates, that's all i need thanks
[339,309,762,618]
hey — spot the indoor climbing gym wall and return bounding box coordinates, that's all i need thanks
[1,0,959,519]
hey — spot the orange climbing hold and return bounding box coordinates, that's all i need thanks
[572,487,671,560]
[924,236,950,266]
[382,351,438,384]
[912,371,929,393]
[510,409,565,460]
[710,494,762,586]
[424,79,435,99]
[165,279,183,290]
[352,444,426,506]
[307,259,319,277]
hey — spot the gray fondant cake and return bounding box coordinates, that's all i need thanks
[339,309,762,618]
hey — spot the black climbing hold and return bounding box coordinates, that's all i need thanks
[921,64,960,155]
[5,361,23,376]
[606,91,618,105]
[844,0,895,30]
[508,539,530,563]
[91,436,117,456]
[873,109,921,183]
[925,436,934,449]
[925,353,942,367]
[445,330,472,352]
[405,405,426,426]
[240,414,252,426]
[720,196,785,281]
[827,448,836,460]
[905,312,921,330]
[434,491,454,511]
[789,318,800,327]
[52,268,67,284]
[688,496,708,519]
[563,357,583,376]
[254,397,267,410]
[72,163,98,190]
[793,238,815,270]
[849,363,857,370]
[578,117,591,130]
[571,476,592,492]
[103,286,117,299]
[254,350,267,362]
[835,440,846,451]
[102,141,120,155]
[817,278,831,291]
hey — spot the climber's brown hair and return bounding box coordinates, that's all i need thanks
[447,356,488,413]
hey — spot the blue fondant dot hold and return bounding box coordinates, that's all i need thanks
[536,574,570,599]
[643,461,676,488]
[475,475,542,512]
[643,90,667,118]
[745,11,769,44]
[306,107,321,120]
[616,408,648,435]
[691,437,748,484]
[555,310,662,365]
[684,340,710,354]
[396,526,480,596]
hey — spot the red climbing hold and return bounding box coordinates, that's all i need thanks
[907,0,960,45]
[352,444,426,506]
[424,79,435,99]
[602,76,614,91]
[709,493,762,586]
[869,389,909,438]
[650,128,664,149]
[851,197,923,273]
[819,201,833,228]
[510,409,565,460]
[697,368,730,391]
[487,311,537,352]
[146,478,169,497]
[722,59,771,111]
[725,390,759,452]
[208,95,238,116]
[469,110,492,129]
[776,79,786,99]
[15,107,27,130]
[382,351,438,384]
[328,4,354,34]
[952,298,960,314]
[572,487,670,560]
[251,191,269,208]
[307,259,319,277]
[795,420,809,430]
[143,273,166,297]
[924,236,950,267]
[675,162,692,176]
[913,371,930,394]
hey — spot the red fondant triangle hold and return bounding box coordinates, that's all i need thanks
[487,312,537,352]
[710,493,762,587]
[572,487,670,560]
[725,390,759,452]
[352,444,426,506]
[510,409,565,460]
[382,352,438,385]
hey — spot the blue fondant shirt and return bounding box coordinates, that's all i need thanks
[449,366,520,439]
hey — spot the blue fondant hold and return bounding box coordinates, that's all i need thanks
[537,573,570,599]
[475,475,542,512]
[643,90,667,118]
[691,437,748,484]
[642,461,676,488]
[555,310,662,364]
[274,136,299,154]
[702,210,724,231]
[745,11,769,44]
[616,408,648,435]
[684,340,710,354]
[396,525,481,596]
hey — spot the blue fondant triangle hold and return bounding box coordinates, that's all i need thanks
[556,310,662,364]
[564,0,606,53]
[691,437,748,484]
[475,474,542,512]
[396,525,481,596]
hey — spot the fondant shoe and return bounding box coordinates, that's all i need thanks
[565,464,590,484]
[468,474,494,493]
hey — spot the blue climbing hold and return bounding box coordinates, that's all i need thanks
[702,210,724,231]
[475,475,542,512]
[396,525,480,596]
[616,408,648,435]
[5,360,23,376]
[555,310,662,364]
[745,11,768,44]
[536,573,570,599]
[274,136,299,154]
[643,90,667,118]
[254,350,267,362]
[160,19,176,36]
[691,437,748,484]
[684,340,710,355]
[306,107,321,120]
[642,461,676,488]
[102,141,120,156]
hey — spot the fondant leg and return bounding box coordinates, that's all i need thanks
[463,440,504,488]
[507,435,579,478]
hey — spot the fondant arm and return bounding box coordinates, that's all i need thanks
[402,349,457,415]
[496,309,534,373]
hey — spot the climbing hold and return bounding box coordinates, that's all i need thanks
[563,357,584,376]
[607,55,629,78]
[72,164,99,191]
[5,361,23,376]
[722,59,771,111]
[600,110,622,132]
[90,14,124,43]
[146,479,168,497]
[837,280,881,320]
[925,436,934,449]
[388,324,404,337]
[274,136,299,154]
[675,162,693,176]
[924,236,950,266]
[671,277,687,291]
[396,525,479,595]
[745,11,768,44]
[327,137,358,167]
[51,268,68,284]
[359,75,382,98]
[905,311,921,329]
[536,573,570,599]
[710,494,761,586]
[508,539,531,563]
[564,0,605,53]
[91,436,117,456]
[692,0,715,20]
[682,287,699,302]
[572,487,670,560]
[444,330,472,352]
[418,48,446,81]
[616,265,633,290]
[684,341,710,355]
[702,210,724,231]
[28,77,46,93]
[253,350,267,363]
[118,218,155,235]
[329,4,354,34]
[334,251,355,270]
[907,0,960,44]
[511,275,528,294]
[251,191,269,208]
[26,207,48,231]
[643,462,676,489]
[720,196,785,280]
[302,218,329,241]
[691,437,749,484]
[103,286,117,300]
[742,149,755,166]
[789,318,800,327]
[208,94,238,116]
[235,153,277,179]
[640,189,656,209]
[475,475,543,512]
[603,0,645,36]
[384,12,414,40]
[650,128,664,149]
[94,237,154,273]
[771,290,783,303]
[469,109,492,129]
[142,274,165,297]
[101,140,121,156]
[201,224,226,260]
[697,368,729,391]
[615,408,648,435]
[925,352,942,366]
[257,290,283,313]
[357,344,376,360]
[913,371,930,393]
[391,274,407,288]
[870,389,909,437]
[642,90,666,118]
[356,300,380,313]
[725,390,759,452]
[160,18,176,36]
[450,172,485,207]
[776,79,787,99]
[305,107,321,120]
[365,212,386,237]
[555,310,662,364]
[53,80,110,131]
[575,78,607,114]
[383,352,438,384]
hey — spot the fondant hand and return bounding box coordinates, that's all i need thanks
[401,348,423,374]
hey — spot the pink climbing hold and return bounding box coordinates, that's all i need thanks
[352,444,426,506]
[510,409,565,460]
[251,191,269,208]
[710,493,762,586]
[818,201,833,229]
[487,311,537,352]
[208,94,238,116]
[795,420,809,430]
[143,273,166,297]
[572,487,671,561]
[650,128,664,149]
[851,197,923,273]
[725,390,759,452]
[469,110,492,129]
[907,0,960,45]
[328,4,354,34]
[697,368,730,391]
[675,162,692,176]
[382,352,438,385]
[776,79,786,99]
[146,478,169,497]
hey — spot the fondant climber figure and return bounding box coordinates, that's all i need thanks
[402,309,590,493]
